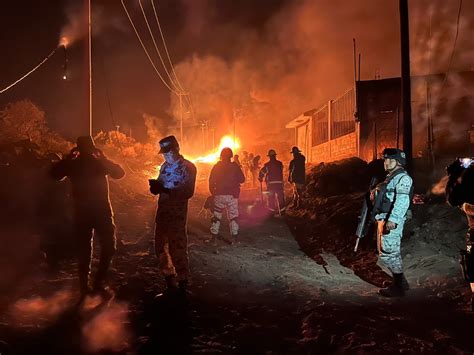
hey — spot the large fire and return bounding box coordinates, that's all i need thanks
[191,135,241,164]
[145,135,241,179]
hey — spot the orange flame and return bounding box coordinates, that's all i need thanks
[192,135,241,164]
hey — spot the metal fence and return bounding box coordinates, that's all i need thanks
[311,88,356,147]
[331,88,356,139]
[312,105,329,145]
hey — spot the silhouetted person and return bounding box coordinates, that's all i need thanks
[259,149,285,213]
[288,146,306,208]
[233,154,242,171]
[209,148,245,241]
[149,135,197,298]
[446,158,474,310]
[50,136,125,298]
[250,154,261,188]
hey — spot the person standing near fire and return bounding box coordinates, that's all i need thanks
[288,146,306,209]
[149,135,197,298]
[209,147,245,241]
[50,136,125,298]
[250,154,261,187]
[259,149,285,213]
[445,157,474,310]
[372,148,412,297]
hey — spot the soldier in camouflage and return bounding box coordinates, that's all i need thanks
[149,135,197,298]
[373,148,413,297]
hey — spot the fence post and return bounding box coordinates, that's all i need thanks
[328,100,332,159]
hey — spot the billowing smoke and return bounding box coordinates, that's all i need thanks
[59,1,126,47]
[166,0,473,153]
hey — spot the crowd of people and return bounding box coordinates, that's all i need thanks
[48,134,474,312]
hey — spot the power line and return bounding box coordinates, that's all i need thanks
[121,0,179,95]
[0,47,60,94]
[150,0,195,118]
[439,0,463,94]
[138,0,182,93]
[150,0,186,93]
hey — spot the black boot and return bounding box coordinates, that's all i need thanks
[155,275,177,299]
[178,279,190,298]
[382,274,410,291]
[378,273,405,297]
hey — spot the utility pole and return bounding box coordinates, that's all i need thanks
[178,92,185,144]
[87,0,92,136]
[400,0,413,170]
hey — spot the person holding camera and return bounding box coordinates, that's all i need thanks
[50,136,125,298]
[149,135,197,298]
[446,157,474,310]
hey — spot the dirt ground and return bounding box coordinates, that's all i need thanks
[1,176,474,354]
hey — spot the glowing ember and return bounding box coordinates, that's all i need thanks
[192,135,241,164]
[60,36,69,47]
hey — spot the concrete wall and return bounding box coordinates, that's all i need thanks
[311,132,357,163]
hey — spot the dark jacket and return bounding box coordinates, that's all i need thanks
[446,165,474,207]
[209,161,245,197]
[50,153,125,215]
[289,153,306,184]
[259,158,283,184]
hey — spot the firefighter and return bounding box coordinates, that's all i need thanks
[149,135,197,298]
[373,148,413,297]
[50,136,125,298]
[288,146,306,208]
[445,158,474,310]
[259,149,285,213]
[209,147,245,241]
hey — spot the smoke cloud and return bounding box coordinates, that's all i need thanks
[166,0,473,152]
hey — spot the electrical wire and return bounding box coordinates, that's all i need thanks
[150,0,186,93]
[150,0,195,118]
[138,0,182,93]
[0,47,59,94]
[121,0,179,95]
[439,0,463,94]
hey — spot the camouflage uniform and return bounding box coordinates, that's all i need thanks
[208,159,245,237]
[154,156,196,282]
[50,152,125,292]
[375,168,413,274]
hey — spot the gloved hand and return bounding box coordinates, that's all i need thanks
[66,147,79,160]
[149,179,164,195]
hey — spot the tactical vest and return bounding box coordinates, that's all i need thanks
[374,168,414,214]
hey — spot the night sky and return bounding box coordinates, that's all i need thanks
[1,0,472,143]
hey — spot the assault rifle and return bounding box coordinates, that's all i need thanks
[354,177,379,252]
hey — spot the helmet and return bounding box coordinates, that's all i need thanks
[267,149,277,156]
[382,148,406,166]
[220,147,233,160]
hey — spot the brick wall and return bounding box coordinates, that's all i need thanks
[311,132,357,163]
